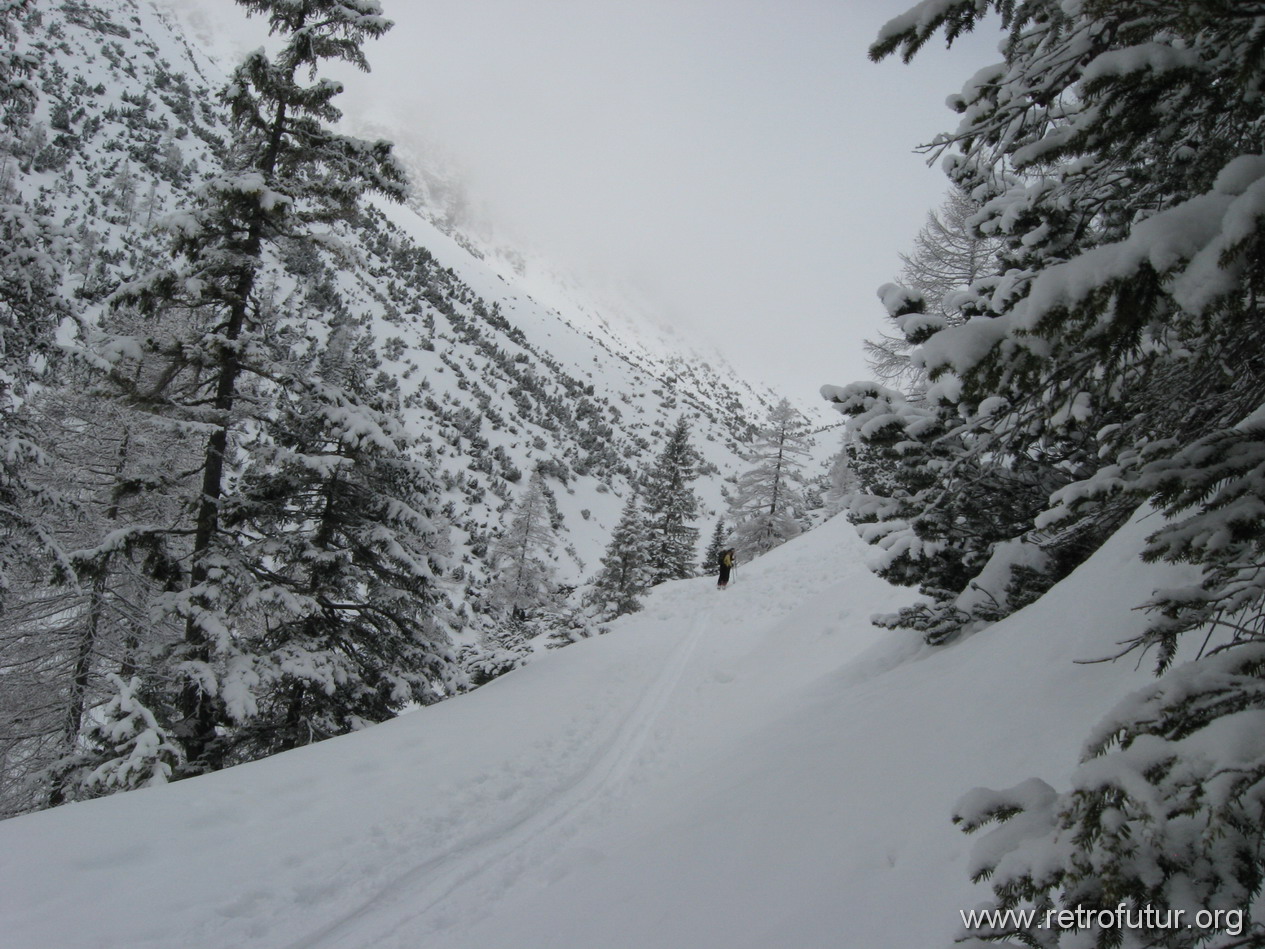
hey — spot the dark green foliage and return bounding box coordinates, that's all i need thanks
[828,380,1063,643]
[702,518,726,576]
[587,491,652,619]
[641,417,703,584]
[98,0,422,777]
[218,326,461,759]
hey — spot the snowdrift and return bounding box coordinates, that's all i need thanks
[0,510,1191,949]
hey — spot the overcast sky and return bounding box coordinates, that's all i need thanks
[170,0,1003,406]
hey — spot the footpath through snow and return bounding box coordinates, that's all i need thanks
[0,511,1191,949]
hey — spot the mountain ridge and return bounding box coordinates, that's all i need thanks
[11,0,816,605]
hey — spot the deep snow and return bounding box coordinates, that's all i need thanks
[0,509,1192,949]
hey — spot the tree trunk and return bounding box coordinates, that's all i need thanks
[179,94,290,775]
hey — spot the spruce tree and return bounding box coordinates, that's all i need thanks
[587,491,651,619]
[79,675,181,794]
[863,1,1265,942]
[641,417,702,584]
[702,517,727,576]
[219,309,460,758]
[727,398,812,559]
[104,0,407,775]
[825,373,1064,643]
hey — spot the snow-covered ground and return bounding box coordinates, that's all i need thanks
[0,510,1191,949]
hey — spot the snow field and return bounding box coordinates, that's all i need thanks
[0,509,1196,949]
[426,510,1194,949]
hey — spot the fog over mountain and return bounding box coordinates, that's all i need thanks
[163,0,1003,402]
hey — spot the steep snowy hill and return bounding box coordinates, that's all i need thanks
[0,508,1200,949]
[7,0,803,599]
[0,0,860,826]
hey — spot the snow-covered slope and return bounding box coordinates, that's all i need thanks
[0,508,1195,949]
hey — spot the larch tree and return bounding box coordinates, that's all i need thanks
[30,391,190,806]
[0,0,97,813]
[863,187,1004,390]
[727,398,812,559]
[823,431,861,517]
[488,471,558,621]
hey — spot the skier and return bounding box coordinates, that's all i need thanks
[717,548,735,589]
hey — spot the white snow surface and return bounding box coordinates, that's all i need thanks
[0,510,1192,949]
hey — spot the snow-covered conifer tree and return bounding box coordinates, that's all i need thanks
[79,674,181,794]
[727,398,812,559]
[824,432,860,516]
[825,371,1063,643]
[641,417,702,584]
[586,491,651,620]
[219,308,460,757]
[863,0,1265,941]
[701,517,727,576]
[103,0,407,775]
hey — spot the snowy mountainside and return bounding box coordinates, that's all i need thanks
[397,147,774,405]
[0,503,1204,948]
[12,0,791,600]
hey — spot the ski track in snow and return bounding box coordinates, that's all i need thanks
[0,518,916,949]
[5,513,1196,949]
[284,603,715,949]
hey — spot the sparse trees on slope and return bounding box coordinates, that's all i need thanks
[727,398,812,559]
[641,417,702,584]
[0,2,34,111]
